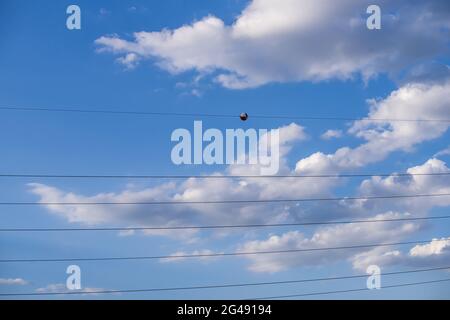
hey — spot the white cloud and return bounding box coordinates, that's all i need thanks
[0,278,28,286]
[434,146,450,158]
[296,80,450,174]
[116,53,140,69]
[410,238,450,257]
[321,129,343,140]
[238,211,420,273]
[95,0,449,88]
[358,158,450,212]
[351,248,403,271]
[28,119,450,274]
[36,283,107,295]
[352,237,450,271]
[28,156,450,274]
[239,157,450,273]
[345,159,450,271]
[27,76,450,272]
[28,123,314,239]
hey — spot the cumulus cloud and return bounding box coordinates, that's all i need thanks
[238,211,421,273]
[116,53,140,69]
[27,74,450,273]
[28,158,450,274]
[28,118,450,275]
[95,0,449,88]
[238,157,450,273]
[345,159,450,271]
[321,129,343,140]
[358,158,450,212]
[352,237,450,271]
[410,238,450,257]
[28,123,314,239]
[296,80,450,174]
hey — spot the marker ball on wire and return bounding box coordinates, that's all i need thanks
[240,112,249,121]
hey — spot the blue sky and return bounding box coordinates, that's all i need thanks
[0,0,450,299]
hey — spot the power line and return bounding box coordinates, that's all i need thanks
[0,106,238,119]
[251,278,450,300]
[0,239,446,263]
[1,214,449,232]
[1,106,450,123]
[0,172,449,179]
[1,193,449,206]
[0,266,449,297]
